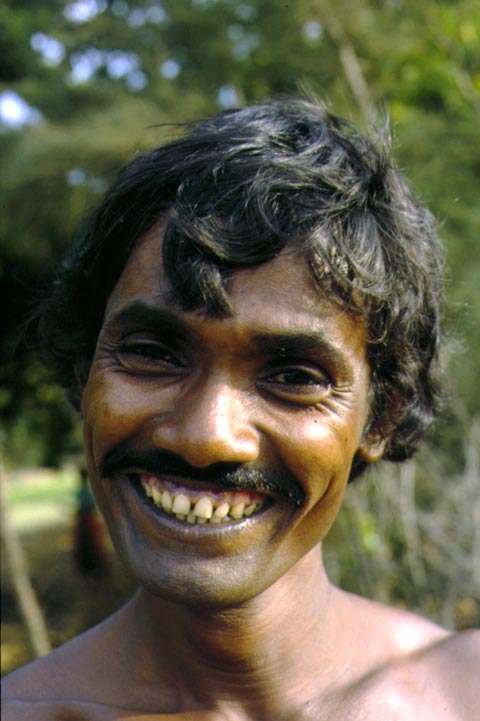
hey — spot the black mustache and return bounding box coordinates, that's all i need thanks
[99,446,304,506]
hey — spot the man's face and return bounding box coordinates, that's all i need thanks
[82,224,376,607]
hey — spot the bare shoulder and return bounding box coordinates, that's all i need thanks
[0,605,184,721]
[432,625,480,661]
[1,616,124,720]
[1,697,114,721]
[373,620,479,720]
[376,598,480,673]
[381,628,480,720]
[340,593,480,720]
[0,697,175,721]
[3,622,102,685]
[2,642,131,721]
[416,627,480,688]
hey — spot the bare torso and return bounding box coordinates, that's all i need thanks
[3,588,479,721]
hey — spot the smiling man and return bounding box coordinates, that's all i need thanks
[3,99,478,720]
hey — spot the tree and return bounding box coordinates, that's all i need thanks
[2,0,479,466]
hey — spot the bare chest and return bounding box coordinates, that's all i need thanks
[3,693,474,721]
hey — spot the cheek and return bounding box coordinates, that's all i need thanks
[82,369,187,472]
[82,372,151,468]
[278,412,363,485]
[274,412,365,534]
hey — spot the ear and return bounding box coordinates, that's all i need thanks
[356,430,387,464]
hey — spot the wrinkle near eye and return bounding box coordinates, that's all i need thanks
[330,387,358,406]
[313,387,359,416]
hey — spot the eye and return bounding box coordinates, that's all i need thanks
[269,368,324,386]
[117,337,186,375]
[121,341,177,362]
[259,363,331,404]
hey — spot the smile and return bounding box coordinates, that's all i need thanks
[137,474,267,526]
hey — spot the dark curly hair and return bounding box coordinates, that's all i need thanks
[36,98,443,480]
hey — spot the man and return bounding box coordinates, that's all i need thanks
[3,98,478,720]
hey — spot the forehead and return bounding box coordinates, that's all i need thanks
[104,224,367,360]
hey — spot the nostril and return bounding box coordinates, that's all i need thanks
[150,379,261,467]
[151,418,260,468]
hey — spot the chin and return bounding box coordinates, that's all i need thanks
[120,544,287,609]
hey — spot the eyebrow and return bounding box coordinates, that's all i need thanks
[104,301,353,375]
[252,331,352,375]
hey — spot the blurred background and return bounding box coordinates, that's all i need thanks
[1,0,479,675]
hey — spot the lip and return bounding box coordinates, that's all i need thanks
[130,467,272,500]
[107,471,283,545]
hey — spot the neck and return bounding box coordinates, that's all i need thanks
[120,546,353,717]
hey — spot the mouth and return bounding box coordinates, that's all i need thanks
[132,473,270,527]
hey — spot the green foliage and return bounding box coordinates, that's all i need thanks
[325,415,480,628]
[0,1,478,660]
[1,0,479,469]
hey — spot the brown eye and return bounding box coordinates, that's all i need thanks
[121,341,179,364]
[259,363,331,405]
[116,337,187,377]
[269,369,327,386]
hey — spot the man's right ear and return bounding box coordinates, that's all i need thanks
[356,430,387,464]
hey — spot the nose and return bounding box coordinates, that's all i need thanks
[151,376,260,468]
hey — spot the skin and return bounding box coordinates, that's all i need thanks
[2,224,479,720]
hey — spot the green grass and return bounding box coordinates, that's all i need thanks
[4,469,78,533]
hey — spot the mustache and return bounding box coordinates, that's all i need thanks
[98,445,305,506]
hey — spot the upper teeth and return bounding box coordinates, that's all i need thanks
[140,477,264,524]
